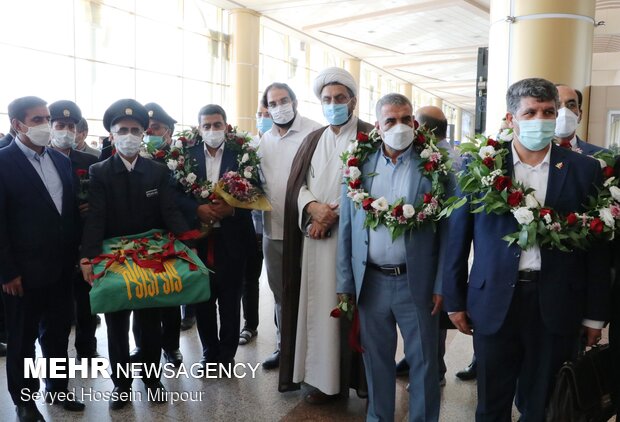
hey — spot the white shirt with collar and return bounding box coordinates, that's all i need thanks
[203,141,225,184]
[119,154,138,172]
[259,114,322,240]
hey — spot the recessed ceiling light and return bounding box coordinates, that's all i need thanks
[368,30,375,33]
[409,43,417,46]
[434,19,443,23]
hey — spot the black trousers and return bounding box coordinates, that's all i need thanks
[73,269,98,355]
[105,308,162,389]
[132,306,181,353]
[474,282,578,422]
[3,274,73,404]
[241,235,262,331]
[195,230,245,363]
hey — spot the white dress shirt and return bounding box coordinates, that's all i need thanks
[204,141,225,184]
[259,114,322,240]
[119,154,138,172]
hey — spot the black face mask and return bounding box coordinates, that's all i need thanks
[273,112,296,130]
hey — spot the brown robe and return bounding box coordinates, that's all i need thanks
[279,118,374,394]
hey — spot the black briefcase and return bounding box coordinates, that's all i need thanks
[546,344,616,422]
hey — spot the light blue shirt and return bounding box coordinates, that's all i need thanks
[367,146,414,266]
[16,137,64,214]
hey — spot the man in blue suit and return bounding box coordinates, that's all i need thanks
[443,78,610,422]
[337,93,452,421]
[0,96,84,421]
[178,104,255,367]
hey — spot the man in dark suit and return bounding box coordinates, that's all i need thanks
[443,78,610,421]
[48,100,100,362]
[0,96,84,421]
[80,99,190,410]
[177,104,255,366]
[0,128,15,148]
[555,84,607,155]
[130,102,184,367]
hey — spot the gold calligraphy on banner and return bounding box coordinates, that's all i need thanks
[111,260,183,300]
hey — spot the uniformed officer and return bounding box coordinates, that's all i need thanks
[80,99,191,410]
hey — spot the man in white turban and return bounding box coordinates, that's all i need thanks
[280,67,373,404]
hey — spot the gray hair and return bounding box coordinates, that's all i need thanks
[506,78,559,114]
[375,93,412,120]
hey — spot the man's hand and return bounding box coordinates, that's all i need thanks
[197,204,220,225]
[78,202,89,215]
[431,294,443,316]
[449,311,472,335]
[583,326,602,347]
[80,260,95,286]
[211,199,234,219]
[307,221,331,240]
[337,293,354,304]
[2,276,23,297]
[306,202,339,228]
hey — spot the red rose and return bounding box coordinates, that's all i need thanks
[416,133,426,144]
[154,150,166,159]
[356,132,369,143]
[539,208,553,218]
[424,161,437,172]
[75,169,88,177]
[507,191,523,207]
[236,136,245,146]
[347,157,360,167]
[171,149,180,158]
[391,205,403,217]
[145,128,154,135]
[604,166,615,179]
[486,138,499,149]
[493,176,512,191]
[413,120,419,130]
[423,193,433,204]
[566,213,578,226]
[178,136,187,143]
[590,218,604,234]
[482,156,494,169]
[330,307,341,318]
[349,179,362,189]
[362,198,374,211]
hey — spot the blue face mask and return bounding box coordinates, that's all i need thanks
[256,117,273,134]
[322,103,350,126]
[144,135,166,149]
[515,119,556,151]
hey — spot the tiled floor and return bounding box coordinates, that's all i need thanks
[0,269,538,421]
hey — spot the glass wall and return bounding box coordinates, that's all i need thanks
[0,0,230,146]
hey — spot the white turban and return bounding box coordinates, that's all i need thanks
[312,67,357,99]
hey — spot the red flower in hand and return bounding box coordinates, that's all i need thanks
[424,161,437,172]
[362,198,374,211]
[76,169,88,177]
[391,205,403,217]
[590,218,604,234]
[566,213,578,226]
[330,307,342,318]
[349,179,362,189]
[507,190,523,207]
[493,176,512,191]
[423,193,433,204]
[356,132,369,143]
[482,157,494,169]
[603,166,615,179]
[347,157,360,167]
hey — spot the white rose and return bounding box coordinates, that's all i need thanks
[524,194,539,209]
[353,192,366,203]
[348,166,361,180]
[600,207,615,228]
[610,186,620,202]
[371,197,389,212]
[598,158,607,169]
[244,170,253,178]
[167,159,178,171]
[478,146,496,159]
[543,213,552,224]
[347,141,358,153]
[175,140,183,149]
[241,153,249,163]
[186,172,197,184]
[512,207,534,225]
[498,129,513,141]
[200,189,210,199]
[420,148,432,159]
[402,204,415,218]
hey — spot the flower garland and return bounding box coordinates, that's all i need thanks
[340,123,453,241]
[450,134,616,251]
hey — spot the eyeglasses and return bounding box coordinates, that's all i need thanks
[267,97,291,108]
[113,127,143,136]
[321,94,350,105]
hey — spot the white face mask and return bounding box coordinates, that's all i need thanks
[555,107,579,138]
[202,130,226,149]
[114,133,142,157]
[51,129,76,149]
[20,123,51,146]
[382,123,414,151]
[269,103,295,124]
